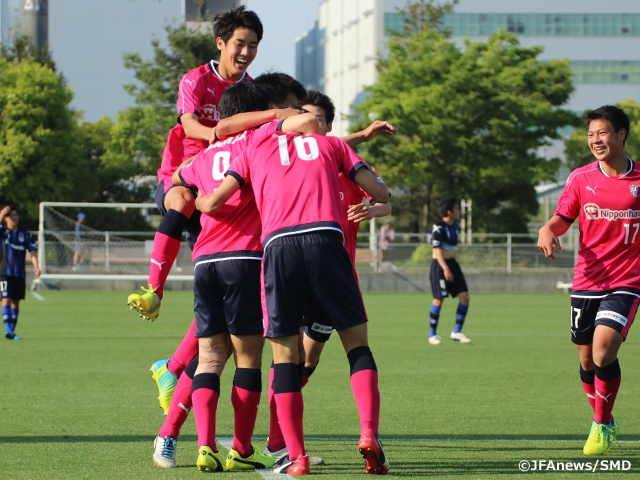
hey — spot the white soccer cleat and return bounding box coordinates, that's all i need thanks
[153,435,177,468]
[450,332,471,344]
[428,335,442,345]
[263,445,324,466]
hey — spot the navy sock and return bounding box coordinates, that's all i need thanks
[454,303,468,333]
[429,304,441,336]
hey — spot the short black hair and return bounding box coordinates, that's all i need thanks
[585,105,630,145]
[301,90,336,124]
[218,81,273,118]
[438,198,458,218]
[7,204,18,214]
[212,5,263,44]
[254,72,306,106]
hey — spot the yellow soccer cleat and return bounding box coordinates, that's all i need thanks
[226,446,276,470]
[127,284,161,322]
[150,359,177,415]
[583,422,615,455]
[196,446,227,472]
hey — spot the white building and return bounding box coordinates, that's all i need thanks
[298,0,640,137]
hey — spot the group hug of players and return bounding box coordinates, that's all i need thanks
[126,5,394,475]
[124,4,637,475]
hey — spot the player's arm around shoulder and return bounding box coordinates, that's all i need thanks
[216,108,302,139]
[353,167,390,204]
[195,174,241,214]
[280,112,320,135]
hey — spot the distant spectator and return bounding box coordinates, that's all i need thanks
[379,221,395,262]
[73,212,86,271]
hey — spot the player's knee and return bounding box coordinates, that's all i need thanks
[458,292,470,304]
[164,187,196,215]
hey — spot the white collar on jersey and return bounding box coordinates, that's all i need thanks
[597,156,634,178]
[208,60,248,83]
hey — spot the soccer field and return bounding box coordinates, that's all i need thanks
[1,291,640,479]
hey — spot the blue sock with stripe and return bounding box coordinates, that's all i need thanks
[3,306,11,333]
[429,304,441,337]
[454,303,469,333]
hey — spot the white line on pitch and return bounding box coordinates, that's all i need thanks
[30,291,45,301]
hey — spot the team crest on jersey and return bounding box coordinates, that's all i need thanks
[201,104,221,122]
[631,184,640,197]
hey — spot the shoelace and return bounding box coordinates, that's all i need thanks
[161,437,177,458]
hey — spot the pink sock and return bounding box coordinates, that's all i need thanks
[192,374,220,450]
[159,372,193,439]
[231,386,261,457]
[350,369,380,438]
[267,366,285,452]
[581,381,596,413]
[594,374,621,425]
[274,392,305,459]
[148,209,189,299]
[167,319,198,377]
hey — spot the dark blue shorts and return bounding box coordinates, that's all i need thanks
[570,289,640,344]
[262,231,368,338]
[430,258,468,300]
[2,276,25,300]
[155,178,202,251]
[193,257,263,338]
[303,300,333,343]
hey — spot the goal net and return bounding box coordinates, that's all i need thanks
[37,202,194,282]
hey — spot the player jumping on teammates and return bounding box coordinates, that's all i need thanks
[538,105,640,455]
[127,5,268,322]
[196,113,391,475]
[428,198,471,346]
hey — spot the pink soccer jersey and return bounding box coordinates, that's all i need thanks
[157,61,251,182]
[339,174,370,264]
[227,121,368,246]
[555,159,640,291]
[178,128,263,261]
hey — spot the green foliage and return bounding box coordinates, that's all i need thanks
[0,59,83,227]
[565,98,640,171]
[389,0,458,37]
[352,28,579,233]
[107,22,221,189]
[123,22,220,108]
[0,32,57,72]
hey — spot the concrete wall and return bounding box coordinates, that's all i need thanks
[31,269,574,294]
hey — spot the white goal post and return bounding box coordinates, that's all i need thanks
[36,202,195,283]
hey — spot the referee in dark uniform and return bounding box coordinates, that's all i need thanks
[428,198,471,345]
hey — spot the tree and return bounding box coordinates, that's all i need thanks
[389,0,458,37]
[0,32,57,72]
[565,99,640,171]
[0,59,85,228]
[351,28,578,233]
[105,22,221,179]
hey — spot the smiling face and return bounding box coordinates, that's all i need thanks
[588,118,627,162]
[216,27,258,81]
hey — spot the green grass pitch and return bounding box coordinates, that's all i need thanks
[2,291,640,479]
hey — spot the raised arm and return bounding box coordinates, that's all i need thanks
[341,120,398,149]
[537,215,572,260]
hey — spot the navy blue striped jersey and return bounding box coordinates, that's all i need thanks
[430,220,459,251]
[0,227,37,278]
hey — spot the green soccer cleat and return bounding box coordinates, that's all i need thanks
[196,445,226,472]
[226,446,276,470]
[150,359,177,415]
[127,284,161,322]
[610,416,619,437]
[583,422,616,455]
